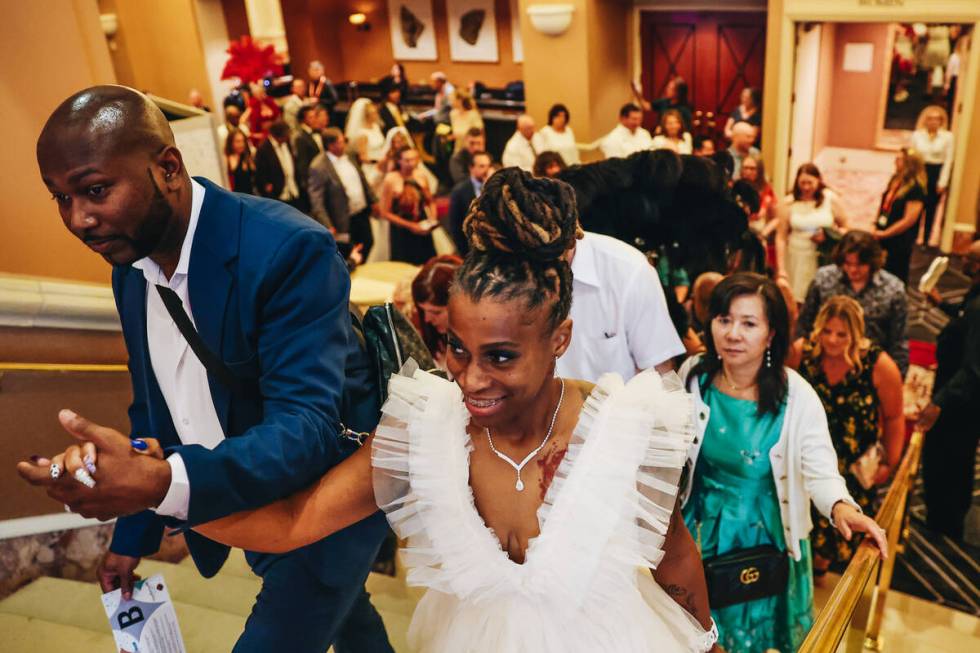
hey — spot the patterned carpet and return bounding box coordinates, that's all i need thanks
[884,247,980,616]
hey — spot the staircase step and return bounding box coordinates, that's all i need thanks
[137,559,260,616]
[0,576,248,652]
[0,613,116,652]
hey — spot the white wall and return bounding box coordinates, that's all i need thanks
[789,23,822,184]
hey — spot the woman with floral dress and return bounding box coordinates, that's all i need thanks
[789,296,904,578]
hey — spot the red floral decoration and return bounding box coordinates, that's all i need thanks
[221,36,283,84]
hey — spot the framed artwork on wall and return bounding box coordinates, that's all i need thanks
[448,0,499,62]
[387,0,437,61]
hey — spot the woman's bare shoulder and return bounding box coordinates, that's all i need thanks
[564,378,595,402]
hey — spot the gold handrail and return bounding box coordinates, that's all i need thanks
[0,363,128,372]
[798,429,924,653]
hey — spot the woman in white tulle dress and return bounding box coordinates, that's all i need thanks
[195,170,720,653]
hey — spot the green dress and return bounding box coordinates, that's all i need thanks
[683,382,815,653]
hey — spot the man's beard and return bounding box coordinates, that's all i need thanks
[129,171,177,260]
[95,172,176,265]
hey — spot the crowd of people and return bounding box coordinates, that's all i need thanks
[20,64,977,653]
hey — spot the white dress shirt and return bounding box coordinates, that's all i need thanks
[909,128,953,188]
[272,138,300,201]
[327,151,368,215]
[501,131,542,171]
[132,179,224,520]
[600,123,654,159]
[557,232,684,383]
[537,125,580,165]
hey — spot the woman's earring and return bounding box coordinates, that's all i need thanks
[766,347,772,368]
[716,352,722,360]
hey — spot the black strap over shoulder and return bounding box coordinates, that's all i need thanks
[154,285,247,395]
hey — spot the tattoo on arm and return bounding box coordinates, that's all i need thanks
[665,584,700,619]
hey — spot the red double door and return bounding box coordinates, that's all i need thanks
[639,11,767,144]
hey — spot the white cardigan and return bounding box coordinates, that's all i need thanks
[678,356,858,560]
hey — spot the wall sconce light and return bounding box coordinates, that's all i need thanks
[526,4,574,36]
[348,13,370,31]
[100,13,119,50]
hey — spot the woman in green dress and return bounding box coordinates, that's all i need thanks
[680,273,887,653]
[789,296,905,578]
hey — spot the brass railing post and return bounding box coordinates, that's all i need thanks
[798,430,923,653]
[863,430,924,651]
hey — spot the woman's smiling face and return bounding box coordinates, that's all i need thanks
[445,293,571,428]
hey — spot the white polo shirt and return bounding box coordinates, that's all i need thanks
[600,123,653,159]
[557,232,685,383]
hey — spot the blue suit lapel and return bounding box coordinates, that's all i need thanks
[187,177,242,432]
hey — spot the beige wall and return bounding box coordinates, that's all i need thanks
[521,0,631,154]
[99,0,215,109]
[0,0,116,284]
[812,23,836,156]
[282,0,522,89]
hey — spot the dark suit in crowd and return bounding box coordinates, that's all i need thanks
[922,285,980,540]
[254,137,301,208]
[293,126,322,210]
[447,177,480,257]
[308,152,376,260]
[448,149,473,186]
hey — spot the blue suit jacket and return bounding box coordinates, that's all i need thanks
[109,177,386,586]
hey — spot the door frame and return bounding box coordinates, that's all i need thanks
[769,2,980,251]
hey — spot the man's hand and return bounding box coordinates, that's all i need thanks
[98,551,142,600]
[15,410,172,520]
[917,402,941,432]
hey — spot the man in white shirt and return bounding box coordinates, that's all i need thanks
[502,114,542,171]
[308,128,377,260]
[254,120,301,207]
[430,71,455,123]
[727,121,760,180]
[557,231,685,382]
[282,78,309,131]
[600,103,653,159]
[25,86,393,653]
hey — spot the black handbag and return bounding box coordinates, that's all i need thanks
[702,544,790,609]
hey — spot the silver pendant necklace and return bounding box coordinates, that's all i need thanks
[485,378,565,492]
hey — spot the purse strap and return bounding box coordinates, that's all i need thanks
[155,285,247,395]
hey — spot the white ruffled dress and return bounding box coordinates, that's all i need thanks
[371,366,711,653]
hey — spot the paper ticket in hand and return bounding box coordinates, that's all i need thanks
[102,574,186,653]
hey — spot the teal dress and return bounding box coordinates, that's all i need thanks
[683,382,815,653]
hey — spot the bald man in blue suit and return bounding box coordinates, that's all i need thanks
[26,86,392,652]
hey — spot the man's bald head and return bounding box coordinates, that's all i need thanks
[516,114,535,139]
[37,86,192,271]
[730,121,756,151]
[38,85,175,165]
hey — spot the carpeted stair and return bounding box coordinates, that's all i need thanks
[0,549,418,652]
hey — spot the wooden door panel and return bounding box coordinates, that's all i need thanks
[640,11,766,143]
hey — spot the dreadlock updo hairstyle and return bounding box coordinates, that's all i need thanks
[454,167,583,330]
